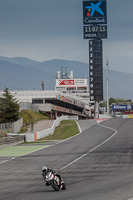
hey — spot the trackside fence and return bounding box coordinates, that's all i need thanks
[0,118,23,137]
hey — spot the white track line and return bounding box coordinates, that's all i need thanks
[60,122,117,170]
[0,160,9,164]
[75,121,82,133]
[0,121,117,169]
[0,122,83,165]
[0,157,17,164]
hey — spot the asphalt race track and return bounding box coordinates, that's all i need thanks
[0,118,133,200]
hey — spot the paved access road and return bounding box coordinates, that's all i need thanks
[27,119,54,132]
[0,118,133,200]
[77,119,97,132]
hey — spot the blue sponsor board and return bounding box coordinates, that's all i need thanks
[83,1,107,25]
[112,105,133,111]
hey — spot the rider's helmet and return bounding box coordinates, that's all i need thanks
[42,166,48,172]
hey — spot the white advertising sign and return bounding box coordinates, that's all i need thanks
[56,79,88,87]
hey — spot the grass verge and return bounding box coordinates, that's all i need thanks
[22,120,79,144]
[19,110,49,133]
[39,120,79,141]
[20,110,49,125]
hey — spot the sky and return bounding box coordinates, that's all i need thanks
[0,0,133,74]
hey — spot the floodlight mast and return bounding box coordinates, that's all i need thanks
[106,59,109,115]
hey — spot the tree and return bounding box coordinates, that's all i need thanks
[0,88,20,123]
[99,101,106,107]
[109,98,116,105]
[126,99,132,103]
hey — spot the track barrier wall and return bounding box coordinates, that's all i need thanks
[0,118,23,137]
[25,115,79,142]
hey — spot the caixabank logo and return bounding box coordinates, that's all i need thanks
[83,0,107,25]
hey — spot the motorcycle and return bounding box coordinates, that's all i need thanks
[44,171,66,191]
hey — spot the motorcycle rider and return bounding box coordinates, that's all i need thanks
[42,166,64,187]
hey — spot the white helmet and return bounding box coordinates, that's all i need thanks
[42,166,48,172]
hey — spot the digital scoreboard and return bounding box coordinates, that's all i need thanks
[83,0,107,102]
[84,25,107,39]
[89,40,103,101]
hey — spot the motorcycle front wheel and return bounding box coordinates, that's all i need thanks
[62,183,66,190]
[51,180,59,191]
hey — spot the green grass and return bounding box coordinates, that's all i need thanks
[22,140,53,144]
[43,120,79,140]
[20,110,49,125]
[19,110,50,133]
[0,145,49,156]
[23,120,79,144]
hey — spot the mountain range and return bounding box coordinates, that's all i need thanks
[0,55,133,100]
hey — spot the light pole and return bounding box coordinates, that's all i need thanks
[106,60,109,115]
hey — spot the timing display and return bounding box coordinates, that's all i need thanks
[89,40,103,101]
[84,25,106,32]
[84,25,107,39]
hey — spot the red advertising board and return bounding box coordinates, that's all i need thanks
[59,80,74,85]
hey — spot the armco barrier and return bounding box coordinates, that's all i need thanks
[25,115,79,142]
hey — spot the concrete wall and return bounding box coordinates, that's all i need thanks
[25,115,79,142]
[38,104,51,112]
[68,115,79,120]
[25,133,35,142]
[20,102,39,112]
[99,114,112,119]
[36,115,68,140]
[0,118,23,136]
[12,118,23,133]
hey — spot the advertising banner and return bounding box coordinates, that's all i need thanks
[112,105,133,111]
[56,79,88,87]
[83,0,107,25]
[58,80,74,85]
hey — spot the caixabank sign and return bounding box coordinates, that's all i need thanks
[83,0,107,25]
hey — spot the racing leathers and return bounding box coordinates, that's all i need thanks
[42,168,63,186]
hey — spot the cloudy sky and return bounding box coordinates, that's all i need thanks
[0,0,133,73]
